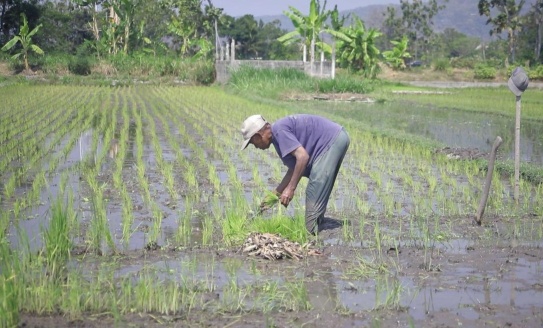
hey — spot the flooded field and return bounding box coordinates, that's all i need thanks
[1,85,542,327]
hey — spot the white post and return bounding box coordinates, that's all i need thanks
[226,43,230,61]
[303,44,307,63]
[320,51,324,77]
[231,39,236,61]
[332,42,336,79]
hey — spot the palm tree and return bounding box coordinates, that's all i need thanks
[1,13,43,72]
[277,0,330,63]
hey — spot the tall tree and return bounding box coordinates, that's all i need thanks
[533,0,543,61]
[36,1,93,53]
[1,0,40,44]
[478,0,525,63]
[382,0,448,60]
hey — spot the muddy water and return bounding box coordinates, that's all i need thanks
[308,100,543,165]
[81,235,542,327]
[5,86,543,327]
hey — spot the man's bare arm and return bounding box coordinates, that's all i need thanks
[278,146,309,206]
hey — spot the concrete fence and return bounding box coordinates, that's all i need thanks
[215,39,335,83]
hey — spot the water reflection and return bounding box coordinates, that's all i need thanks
[310,102,543,165]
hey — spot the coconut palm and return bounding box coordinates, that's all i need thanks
[1,13,44,72]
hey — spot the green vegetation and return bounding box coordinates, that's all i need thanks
[229,66,375,98]
[1,13,44,71]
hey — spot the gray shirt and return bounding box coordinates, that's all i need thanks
[271,114,342,177]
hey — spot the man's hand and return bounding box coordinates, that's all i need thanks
[280,187,295,207]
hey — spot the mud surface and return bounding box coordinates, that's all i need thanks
[18,212,543,328]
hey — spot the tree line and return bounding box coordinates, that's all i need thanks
[1,0,542,77]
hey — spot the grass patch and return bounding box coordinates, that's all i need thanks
[250,214,308,244]
[222,209,308,246]
[228,66,376,99]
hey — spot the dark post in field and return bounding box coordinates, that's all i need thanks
[475,136,503,226]
[507,67,529,203]
[514,95,521,202]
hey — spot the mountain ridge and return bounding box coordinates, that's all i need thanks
[255,0,537,40]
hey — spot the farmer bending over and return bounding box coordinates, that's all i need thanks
[240,114,350,234]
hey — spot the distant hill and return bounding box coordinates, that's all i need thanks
[257,0,537,40]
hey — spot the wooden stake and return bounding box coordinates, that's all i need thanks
[475,136,503,225]
[514,95,521,202]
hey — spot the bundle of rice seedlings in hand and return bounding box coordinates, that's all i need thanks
[260,191,279,211]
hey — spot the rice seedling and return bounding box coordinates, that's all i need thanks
[282,279,311,311]
[201,214,214,245]
[0,242,19,327]
[373,276,404,311]
[42,196,73,278]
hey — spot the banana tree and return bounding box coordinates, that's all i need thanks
[336,17,382,78]
[277,0,331,63]
[1,13,43,71]
[382,35,411,70]
[108,0,140,54]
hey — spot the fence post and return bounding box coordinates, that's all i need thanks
[332,42,336,79]
[231,39,236,61]
[320,51,324,77]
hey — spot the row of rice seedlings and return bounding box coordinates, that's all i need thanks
[156,88,262,243]
[127,95,164,246]
[1,106,69,199]
[115,94,136,248]
[0,91,59,161]
[172,88,284,218]
[146,89,213,244]
[334,123,470,247]
[134,92,172,245]
[3,91,96,228]
[76,98,117,254]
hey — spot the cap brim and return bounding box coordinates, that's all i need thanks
[241,138,251,150]
[508,77,522,97]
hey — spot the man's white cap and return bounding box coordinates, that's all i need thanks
[240,115,267,150]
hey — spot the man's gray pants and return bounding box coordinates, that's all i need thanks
[305,128,350,234]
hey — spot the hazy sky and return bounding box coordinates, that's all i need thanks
[212,0,400,17]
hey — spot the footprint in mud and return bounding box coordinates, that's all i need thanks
[137,224,150,233]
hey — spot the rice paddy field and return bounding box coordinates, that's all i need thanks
[1,83,543,327]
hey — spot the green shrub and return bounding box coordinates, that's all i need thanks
[473,64,496,79]
[433,58,450,71]
[450,57,478,69]
[68,55,92,75]
[528,65,543,80]
[190,60,215,85]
